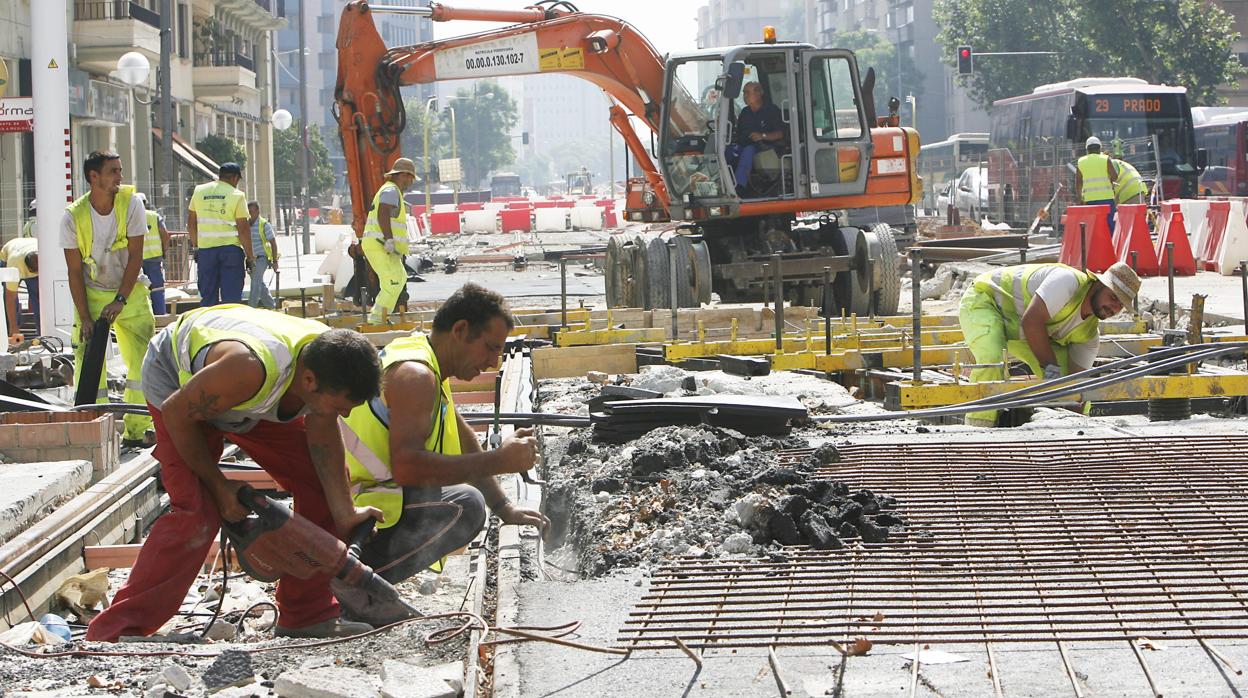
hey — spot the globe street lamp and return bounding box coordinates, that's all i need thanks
[270,108,303,280]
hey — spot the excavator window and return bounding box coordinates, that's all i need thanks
[809,56,863,141]
[662,58,727,200]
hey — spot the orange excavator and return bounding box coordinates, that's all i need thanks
[336,1,920,312]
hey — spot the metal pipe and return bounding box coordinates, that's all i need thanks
[1130,250,1140,316]
[910,248,922,383]
[1166,241,1176,330]
[772,254,783,352]
[298,2,311,254]
[560,258,568,329]
[1079,222,1087,272]
[823,266,832,357]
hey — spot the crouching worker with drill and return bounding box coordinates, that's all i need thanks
[335,283,549,625]
[958,262,1140,427]
[87,305,385,641]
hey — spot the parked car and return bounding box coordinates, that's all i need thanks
[935,181,953,213]
[954,166,989,221]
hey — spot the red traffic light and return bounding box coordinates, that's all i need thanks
[959,48,971,59]
[957,45,973,75]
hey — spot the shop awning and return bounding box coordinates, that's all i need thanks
[152,128,219,179]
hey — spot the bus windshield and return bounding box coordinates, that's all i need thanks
[661,58,725,200]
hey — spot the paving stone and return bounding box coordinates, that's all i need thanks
[161,664,193,692]
[274,666,381,698]
[202,650,256,693]
[379,660,456,698]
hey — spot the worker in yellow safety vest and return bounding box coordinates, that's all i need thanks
[1076,136,1119,231]
[60,150,156,446]
[958,262,1140,427]
[1112,157,1148,205]
[136,192,172,315]
[336,283,547,625]
[188,162,252,306]
[361,157,418,325]
[0,237,37,343]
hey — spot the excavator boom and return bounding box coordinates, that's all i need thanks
[336,0,669,234]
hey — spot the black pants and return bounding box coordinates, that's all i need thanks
[360,484,487,583]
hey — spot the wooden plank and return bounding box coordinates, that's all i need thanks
[223,468,281,490]
[531,343,637,379]
[85,542,222,571]
[453,391,496,405]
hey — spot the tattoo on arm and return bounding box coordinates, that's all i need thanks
[187,391,221,421]
[308,442,331,468]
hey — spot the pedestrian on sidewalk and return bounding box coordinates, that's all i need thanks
[361,158,417,325]
[246,201,278,309]
[188,162,252,306]
[86,305,384,642]
[60,150,156,447]
[136,193,171,316]
[958,262,1139,427]
[335,283,546,625]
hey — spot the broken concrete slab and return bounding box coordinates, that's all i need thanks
[0,460,92,542]
[275,666,381,698]
[202,650,255,693]
[380,659,457,698]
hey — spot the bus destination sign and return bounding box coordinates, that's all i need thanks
[1092,95,1181,117]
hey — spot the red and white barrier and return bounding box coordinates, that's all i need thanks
[1212,199,1248,275]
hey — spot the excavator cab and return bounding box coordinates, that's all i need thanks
[660,45,873,221]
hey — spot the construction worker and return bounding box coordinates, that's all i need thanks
[246,201,278,309]
[1075,136,1118,231]
[1112,157,1147,206]
[958,262,1140,427]
[335,283,546,625]
[362,158,418,324]
[21,199,35,238]
[136,193,172,316]
[188,162,252,307]
[60,150,156,447]
[0,237,37,342]
[86,305,384,642]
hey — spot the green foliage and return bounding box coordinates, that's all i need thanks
[434,82,520,188]
[826,30,925,115]
[933,0,1242,109]
[273,121,334,199]
[196,134,247,169]
[400,96,437,178]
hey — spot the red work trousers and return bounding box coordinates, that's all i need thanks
[86,404,341,641]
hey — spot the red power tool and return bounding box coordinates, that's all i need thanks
[222,485,421,626]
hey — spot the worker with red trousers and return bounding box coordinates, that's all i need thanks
[87,305,383,641]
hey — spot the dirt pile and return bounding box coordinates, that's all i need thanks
[540,424,905,576]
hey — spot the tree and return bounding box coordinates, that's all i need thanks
[273,120,334,199]
[825,31,924,118]
[433,82,520,188]
[196,134,247,169]
[933,0,1242,109]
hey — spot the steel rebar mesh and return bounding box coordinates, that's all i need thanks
[619,435,1248,650]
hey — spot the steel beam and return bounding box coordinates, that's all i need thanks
[886,373,1248,410]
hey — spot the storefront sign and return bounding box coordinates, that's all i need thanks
[0,98,33,133]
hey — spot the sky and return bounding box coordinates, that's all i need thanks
[429,0,705,56]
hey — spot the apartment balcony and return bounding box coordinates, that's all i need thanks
[192,51,259,102]
[210,0,287,30]
[72,1,162,75]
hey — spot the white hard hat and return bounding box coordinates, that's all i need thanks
[1086,136,1102,148]
[27,199,35,210]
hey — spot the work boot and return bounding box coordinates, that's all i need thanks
[331,578,422,628]
[273,616,373,639]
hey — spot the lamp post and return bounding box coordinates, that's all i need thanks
[447,105,458,206]
[423,96,437,212]
[116,50,175,220]
[270,108,302,281]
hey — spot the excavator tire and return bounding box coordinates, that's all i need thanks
[671,235,712,308]
[829,227,868,315]
[867,224,901,316]
[605,235,623,307]
[644,234,672,310]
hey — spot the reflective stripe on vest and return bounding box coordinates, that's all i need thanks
[1113,160,1146,203]
[143,211,163,260]
[1077,153,1114,202]
[342,333,461,530]
[67,185,134,283]
[192,180,244,248]
[363,181,407,241]
[973,264,1099,345]
[171,304,326,419]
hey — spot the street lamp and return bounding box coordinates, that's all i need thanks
[423,96,438,212]
[271,108,293,132]
[270,108,302,281]
[116,51,174,224]
[116,52,151,93]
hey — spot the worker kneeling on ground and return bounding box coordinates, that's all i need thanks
[86,305,384,641]
[958,262,1140,427]
[335,282,548,625]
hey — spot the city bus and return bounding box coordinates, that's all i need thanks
[917,133,988,214]
[1193,109,1248,196]
[489,172,523,199]
[987,77,1204,225]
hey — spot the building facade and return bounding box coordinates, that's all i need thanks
[1212,0,1248,106]
[696,0,785,49]
[0,0,285,237]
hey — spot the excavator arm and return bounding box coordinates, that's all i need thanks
[335,0,670,234]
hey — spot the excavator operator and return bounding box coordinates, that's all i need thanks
[362,158,419,325]
[727,81,785,198]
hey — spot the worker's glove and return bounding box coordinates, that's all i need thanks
[189,247,197,263]
[1042,364,1063,381]
[383,238,397,255]
[244,257,255,274]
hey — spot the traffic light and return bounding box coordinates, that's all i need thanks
[522,131,529,145]
[957,46,973,75]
